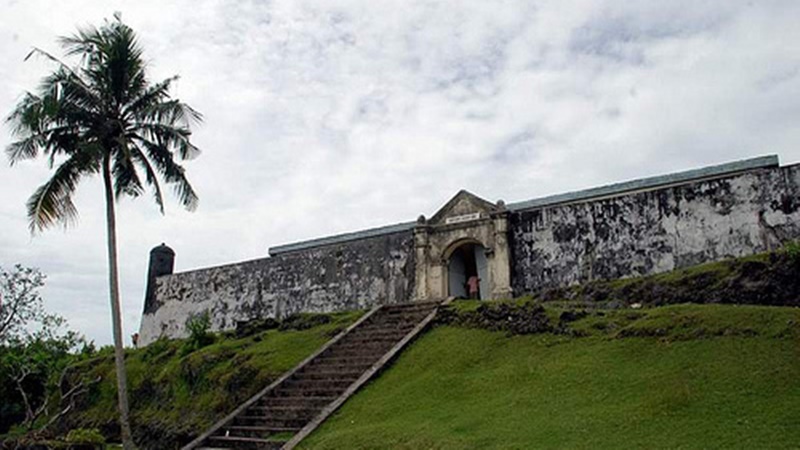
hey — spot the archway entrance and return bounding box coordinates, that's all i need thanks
[447,242,489,300]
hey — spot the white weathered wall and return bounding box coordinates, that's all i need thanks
[509,164,800,294]
[139,231,414,345]
[140,162,800,345]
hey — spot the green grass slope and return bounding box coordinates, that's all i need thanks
[58,311,362,449]
[302,304,800,449]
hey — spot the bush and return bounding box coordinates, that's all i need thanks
[65,428,105,445]
[181,312,214,355]
[782,240,800,264]
[439,302,554,336]
[234,317,280,338]
[279,313,331,331]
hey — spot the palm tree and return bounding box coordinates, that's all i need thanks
[6,15,201,449]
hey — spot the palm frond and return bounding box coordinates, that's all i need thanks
[10,15,202,231]
[135,99,203,128]
[132,122,201,160]
[26,150,99,233]
[59,25,103,59]
[112,139,143,199]
[6,77,99,166]
[129,144,165,214]
[136,138,199,211]
[122,76,179,120]
[6,137,41,163]
[24,47,81,79]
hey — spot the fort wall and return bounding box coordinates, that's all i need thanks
[139,156,800,344]
[139,230,415,345]
[508,164,800,294]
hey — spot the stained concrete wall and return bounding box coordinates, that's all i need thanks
[508,164,800,295]
[139,230,414,345]
[140,158,800,345]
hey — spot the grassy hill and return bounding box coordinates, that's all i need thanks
[301,303,800,449]
[4,249,799,449]
[49,311,363,448]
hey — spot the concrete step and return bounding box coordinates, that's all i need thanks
[356,321,418,331]
[293,369,364,380]
[272,386,347,398]
[206,435,286,449]
[258,395,335,408]
[231,417,307,429]
[304,361,373,373]
[283,379,354,391]
[341,331,408,341]
[190,300,441,449]
[338,337,403,348]
[372,310,428,318]
[369,312,431,323]
[337,331,406,341]
[381,302,438,313]
[325,339,400,356]
[364,317,425,327]
[289,372,361,383]
[310,356,379,367]
[246,405,321,420]
[322,346,391,359]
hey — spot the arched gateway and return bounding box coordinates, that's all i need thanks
[413,190,512,301]
[446,239,489,299]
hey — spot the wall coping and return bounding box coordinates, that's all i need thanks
[507,154,778,212]
[268,221,416,256]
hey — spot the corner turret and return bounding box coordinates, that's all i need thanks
[143,243,175,315]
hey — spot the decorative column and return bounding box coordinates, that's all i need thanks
[413,216,430,301]
[491,201,513,298]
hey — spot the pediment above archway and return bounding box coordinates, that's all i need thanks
[427,190,502,227]
[414,189,512,301]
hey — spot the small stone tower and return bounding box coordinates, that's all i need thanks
[143,243,175,315]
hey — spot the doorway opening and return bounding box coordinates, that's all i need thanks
[447,242,489,300]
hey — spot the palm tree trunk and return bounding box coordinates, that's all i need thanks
[102,153,135,449]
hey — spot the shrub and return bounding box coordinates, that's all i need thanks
[782,240,800,264]
[279,313,331,331]
[235,317,280,338]
[65,427,105,448]
[181,312,214,355]
[439,302,554,336]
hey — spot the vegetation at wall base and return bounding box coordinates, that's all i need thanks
[0,311,361,449]
[3,247,799,449]
[537,248,800,308]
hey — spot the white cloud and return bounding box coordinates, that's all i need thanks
[1,0,799,345]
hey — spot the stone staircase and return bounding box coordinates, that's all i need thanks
[183,300,442,450]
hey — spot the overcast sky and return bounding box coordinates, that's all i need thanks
[1,0,799,346]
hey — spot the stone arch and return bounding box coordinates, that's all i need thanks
[412,190,512,301]
[443,238,490,300]
[441,237,486,262]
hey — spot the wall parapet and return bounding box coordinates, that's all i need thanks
[507,155,778,212]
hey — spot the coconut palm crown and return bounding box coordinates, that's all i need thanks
[6,15,201,449]
[7,14,200,231]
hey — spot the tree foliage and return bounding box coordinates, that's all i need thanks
[5,15,202,448]
[6,13,201,232]
[0,264,89,435]
[1,264,56,345]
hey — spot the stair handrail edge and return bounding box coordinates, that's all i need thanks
[282,297,452,449]
[181,304,384,450]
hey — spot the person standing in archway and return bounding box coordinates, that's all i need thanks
[467,275,480,300]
